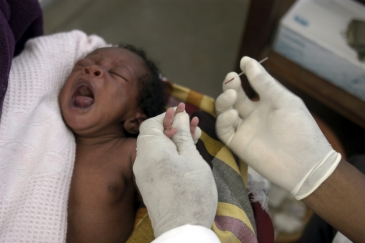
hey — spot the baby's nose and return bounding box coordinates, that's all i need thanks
[83,65,103,77]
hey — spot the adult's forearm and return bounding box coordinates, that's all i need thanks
[302,159,365,243]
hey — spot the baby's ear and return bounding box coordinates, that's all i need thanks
[124,111,147,135]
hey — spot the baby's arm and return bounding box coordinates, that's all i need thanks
[163,102,199,139]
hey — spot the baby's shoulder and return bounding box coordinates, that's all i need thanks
[114,137,137,179]
[114,137,137,164]
[117,137,137,152]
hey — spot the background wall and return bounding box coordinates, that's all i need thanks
[41,0,249,99]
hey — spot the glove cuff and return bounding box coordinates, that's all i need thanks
[152,225,220,243]
[292,150,342,200]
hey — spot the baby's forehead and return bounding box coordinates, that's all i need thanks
[87,47,141,62]
[86,47,149,72]
[86,47,115,56]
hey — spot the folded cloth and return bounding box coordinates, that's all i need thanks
[0,0,43,116]
[0,30,107,242]
[127,82,274,243]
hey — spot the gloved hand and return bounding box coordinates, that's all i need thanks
[133,109,218,238]
[215,56,341,200]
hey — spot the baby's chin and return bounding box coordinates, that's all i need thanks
[61,113,91,137]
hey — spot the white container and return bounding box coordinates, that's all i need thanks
[273,0,365,101]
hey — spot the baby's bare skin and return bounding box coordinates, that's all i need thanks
[67,138,138,243]
[66,104,195,243]
[58,46,197,242]
[59,47,147,243]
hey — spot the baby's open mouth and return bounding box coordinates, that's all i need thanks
[73,84,95,108]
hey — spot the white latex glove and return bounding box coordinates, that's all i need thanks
[133,111,218,238]
[152,225,220,243]
[215,56,341,200]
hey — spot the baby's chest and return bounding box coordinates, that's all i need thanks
[70,159,134,204]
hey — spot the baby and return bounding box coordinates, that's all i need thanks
[59,45,198,243]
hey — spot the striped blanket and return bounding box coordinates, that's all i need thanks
[127,81,274,243]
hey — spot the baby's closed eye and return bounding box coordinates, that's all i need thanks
[109,71,127,81]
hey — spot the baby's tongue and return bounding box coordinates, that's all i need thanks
[74,95,94,108]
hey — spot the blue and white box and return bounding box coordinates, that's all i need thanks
[273,0,365,101]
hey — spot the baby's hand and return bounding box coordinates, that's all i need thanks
[164,103,199,140]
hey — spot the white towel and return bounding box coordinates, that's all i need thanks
[0,30,107,242]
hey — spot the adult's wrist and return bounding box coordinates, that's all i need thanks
[302,158,365,242]
[293,151,341,200]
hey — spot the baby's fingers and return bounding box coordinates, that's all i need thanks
[190,117,199,134]
[164,107,176,138]
[164,103,186,128]
[175,102,185,114]
[190,116,201,144]
[164,103,186,138]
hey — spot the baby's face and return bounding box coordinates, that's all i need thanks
[59,47,147,136]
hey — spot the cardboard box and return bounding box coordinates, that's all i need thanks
[273,0,365,101]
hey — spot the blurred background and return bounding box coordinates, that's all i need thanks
[40,0,250,99]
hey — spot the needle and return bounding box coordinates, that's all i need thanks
[224,57,268,84]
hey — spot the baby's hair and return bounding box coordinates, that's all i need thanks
[118,44,165,118]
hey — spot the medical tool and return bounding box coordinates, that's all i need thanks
[224,57,268,84]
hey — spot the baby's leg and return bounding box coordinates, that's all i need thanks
[163,102,199,139]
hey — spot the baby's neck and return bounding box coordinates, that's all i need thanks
[75,133,127,150]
